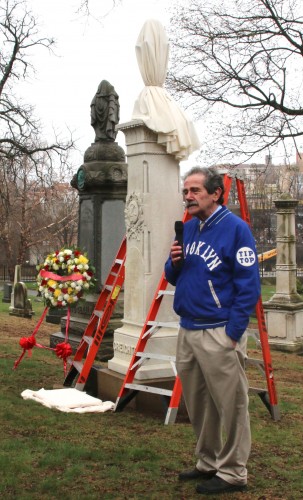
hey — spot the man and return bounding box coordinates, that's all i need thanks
[164,167,261,495]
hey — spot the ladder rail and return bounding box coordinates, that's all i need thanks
[63,236,126,389]
[236,178,279,419]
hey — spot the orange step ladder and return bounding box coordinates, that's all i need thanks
[63,237,126,390]
[225,173,280,420]
[115,173,280,423]
[115,210,191,425]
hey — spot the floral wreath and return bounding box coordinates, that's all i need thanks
[36,247,95,308]
[14,247,95,374]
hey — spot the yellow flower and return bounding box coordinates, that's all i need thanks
[47,279,57,288]
[68,287,73,295]
[54,289,61,298]
[78,255,88,265]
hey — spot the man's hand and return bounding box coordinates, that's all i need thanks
[231,339,237,348]
[171,240,183,267]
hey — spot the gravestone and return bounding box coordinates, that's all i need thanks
[2,282,12,303]
[50,80,127,360]
[9,281,34,319]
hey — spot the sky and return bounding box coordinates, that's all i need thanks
[21,0,197,173]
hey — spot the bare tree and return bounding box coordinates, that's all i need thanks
[0,0,74,170]
[76,0,122,21]
[0,153,78,278]
[167,0,303,164]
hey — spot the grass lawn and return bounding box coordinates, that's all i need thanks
[0,289,303,499]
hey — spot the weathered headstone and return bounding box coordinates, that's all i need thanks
[9,281,33,319]
[2,282,12,303]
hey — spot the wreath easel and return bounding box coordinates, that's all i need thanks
[14,248,95,375]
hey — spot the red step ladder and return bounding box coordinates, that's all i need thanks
[115,210,191,424]
[226,173,280,420]
[115,173,280,423]
[63,237,126,390]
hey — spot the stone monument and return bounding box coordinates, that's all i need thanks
[264,194,303,352]
[9,265,33,319]
[106,120,183,379]
[50,80,127,358]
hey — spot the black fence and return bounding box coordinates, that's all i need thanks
[0,264,37,282]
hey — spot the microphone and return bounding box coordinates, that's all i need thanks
[174,221,184,268]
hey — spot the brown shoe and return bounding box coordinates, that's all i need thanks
[196,476,247,495]
[178,467,216,481]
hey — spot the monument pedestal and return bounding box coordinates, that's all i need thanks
[264,196,303,352]
[108,120,183,379]
[264,302,303,352]
[108,321,178,379]
[85,366,188,419]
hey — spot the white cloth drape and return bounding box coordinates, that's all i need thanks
[132,19,201,161]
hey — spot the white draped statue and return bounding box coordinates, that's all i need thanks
[132,19,201,161]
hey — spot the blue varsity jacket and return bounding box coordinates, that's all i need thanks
[164,206,261,342]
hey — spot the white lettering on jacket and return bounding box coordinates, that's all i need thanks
[185,242,222,270]
[236,247,256,266]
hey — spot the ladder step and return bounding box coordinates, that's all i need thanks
[115,259,123,264]
[83,335,93,346]
[125,383,173,397]
[93,310,103,318]
[246,358,264,367]
[72,360,84,373]
[136,352,176,362]
[157,290,175,297]
[147,321,179,328]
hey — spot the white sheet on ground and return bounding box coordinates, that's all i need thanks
[21,388,115,413]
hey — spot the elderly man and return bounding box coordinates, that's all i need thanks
[165,167,260,495]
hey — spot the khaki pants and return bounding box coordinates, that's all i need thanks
[176,326,250,485]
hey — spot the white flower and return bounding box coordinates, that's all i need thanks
[65,250,72,256]
[77,264,83,270]
[63,294,69,300]
[75,285,82,292]
[84,264,89,270]
[71,282,76,288]
[73,296,78,302]
[74,258,79,264]
[62,300,67,306]
[83,282,90,289]
[53,264,59,270]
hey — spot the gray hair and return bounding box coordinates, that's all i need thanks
[183,167,225,205]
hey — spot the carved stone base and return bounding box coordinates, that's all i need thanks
[86,367,188,419]
[108,321,178,380]
[264,301,303,352]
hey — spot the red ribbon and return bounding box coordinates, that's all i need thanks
[39,269,84,282]
[14,304,73,376]
[13,306,49,370]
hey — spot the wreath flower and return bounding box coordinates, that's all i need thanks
[36,248,95,308]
